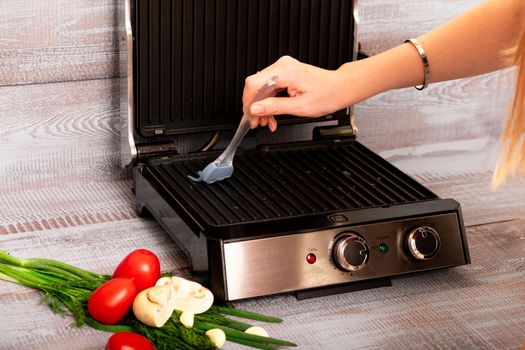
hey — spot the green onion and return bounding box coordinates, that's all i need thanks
[194,320,297,347]
[0,250,109,283]
[213,305,283,323]
[226,336,279,350]
[192,310,252,331]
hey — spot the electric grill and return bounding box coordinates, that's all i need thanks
[120,0,470,301]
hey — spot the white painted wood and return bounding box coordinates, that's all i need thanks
[388,140,525,226]
[0,79,131,234]
[0,0,119,86]
[355,69,515,152]
[0,79,120,182]
[359,0,486,56]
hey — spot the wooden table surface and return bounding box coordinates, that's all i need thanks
[1,1,524,349]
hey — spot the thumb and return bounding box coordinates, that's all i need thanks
[249,96,306,117]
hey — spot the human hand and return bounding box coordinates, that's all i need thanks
[242,56,352,132]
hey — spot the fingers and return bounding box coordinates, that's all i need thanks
[267,116,277,132]
[243,56,301,132]
[259,116,269,127]
[249,116,260,129]
[249,95,309,117]
[243,56,297,106]
[248,115,278,132]
[243,75,286,107]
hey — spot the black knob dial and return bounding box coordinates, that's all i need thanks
[332,233,369,271]
[405,226,441,260]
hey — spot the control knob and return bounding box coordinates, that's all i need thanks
[332,233,369,271]
[405,226,441,260]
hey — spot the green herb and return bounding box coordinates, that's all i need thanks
[0,249,109,283]
[223,337,279,350]
[213,305,283,323]
[130,317,215,350]
[0,249,297,349]
[0,263,103,327]
[190,308,252,331]
[194,321,296,347]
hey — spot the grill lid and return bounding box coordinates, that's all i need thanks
[131,0,357,137]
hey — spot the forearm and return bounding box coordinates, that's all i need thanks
[339,0,525,103]
[418,0,523,82]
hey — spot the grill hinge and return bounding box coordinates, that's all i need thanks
[314,105,358,141]
[313,125,357,141]
[136,142,178,163]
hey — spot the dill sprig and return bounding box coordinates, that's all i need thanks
[128,317,215,350]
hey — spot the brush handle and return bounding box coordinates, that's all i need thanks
[216,114,251,165]
[215,76,278,166]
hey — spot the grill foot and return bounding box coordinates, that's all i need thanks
[294,278,392,300]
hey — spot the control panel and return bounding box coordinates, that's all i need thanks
[223,213,467,300]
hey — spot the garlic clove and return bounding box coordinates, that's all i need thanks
[205,328,226,348]
[245,326,269,337]
[179,311,194,328]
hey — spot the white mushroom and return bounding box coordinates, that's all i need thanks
[205,328,226,348]
[245,326,269,337]
[132,284,176,327]
[179,311,194,328]
[155,276,214,314]
[155,276,172,287]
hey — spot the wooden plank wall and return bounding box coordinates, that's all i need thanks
[1,1,524,349]
[0,0,119,86]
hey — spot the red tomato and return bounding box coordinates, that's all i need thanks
[88,278,137,324]
[112,249,161,293]
[106,332,155,350]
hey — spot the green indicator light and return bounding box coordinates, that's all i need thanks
[379,243,389,254]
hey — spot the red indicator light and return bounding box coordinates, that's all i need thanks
[306,253,317,264]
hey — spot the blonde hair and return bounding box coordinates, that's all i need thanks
[491,31,525,188]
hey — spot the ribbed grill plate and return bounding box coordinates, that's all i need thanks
[146,141,437,229]
[134,0,354,136]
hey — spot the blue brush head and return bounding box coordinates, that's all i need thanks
[187,162,234,184]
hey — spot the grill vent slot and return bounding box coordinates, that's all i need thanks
[134,0,355,136]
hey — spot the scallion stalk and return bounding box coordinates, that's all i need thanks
[0,249,109,282]
[194,320,297,347]
[193,311,252,331]
[213,305,283,323]
[225,336,279,350]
